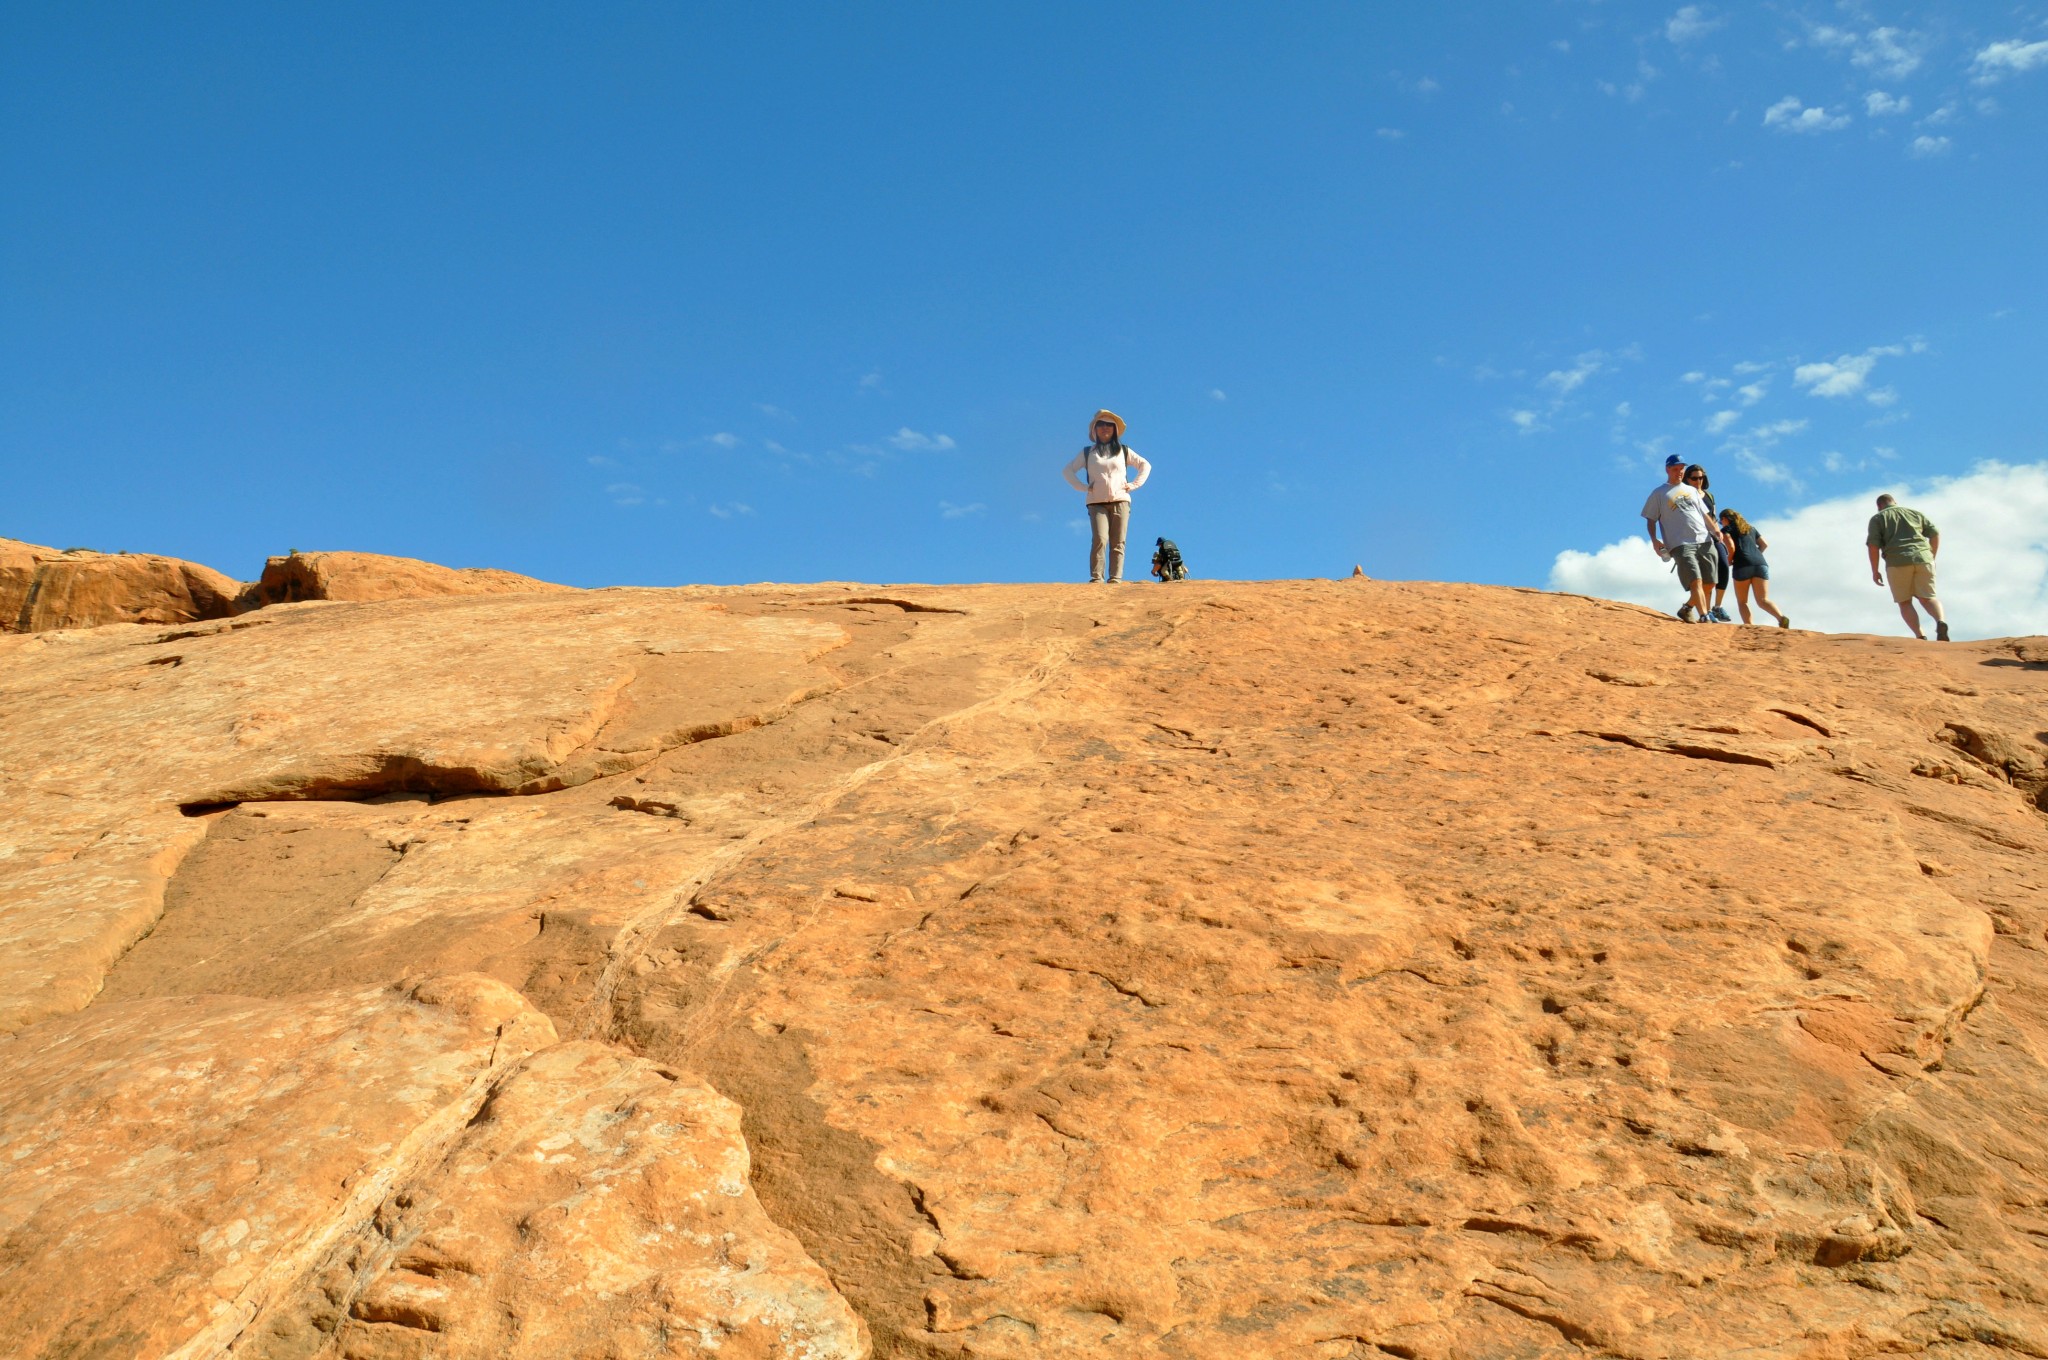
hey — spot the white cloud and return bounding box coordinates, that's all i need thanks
[587,454,618,468]
[1705,410,1740,434]
[1807,24,1922,79]
[1736,380,1768,406]
[1376,127,1407,140]
[1866,386,1900,408]
[1550,463,2048,639]
[1666,6,1722,44]
[1510,409,1544,434]
[706,432,741,449]
[1541,351,1607,396]
[1415,76,1440,94]
[1864,91,1909,116]
[1764,96,1851,133]
[1921,102,1960,126]
[1210,389,1228,402]
[1719,418,1811,492]
[888,428,957,451]
[1908,135,1952,158]
[1852,28,1921,80]
[1793,345,1912,398]
[1732,360,1770,375]
[1680,370,1708,384]
[754,403,795,421]
[939,501,985,519]
[606,482,644,506]
[1551,40,1571,55]
[858,371,885,392]
[707,502,754,519]
[1972,38,2048,83]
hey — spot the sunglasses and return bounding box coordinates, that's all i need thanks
[1685,475,1705,482]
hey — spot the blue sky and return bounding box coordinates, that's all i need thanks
[4,3,2045,633]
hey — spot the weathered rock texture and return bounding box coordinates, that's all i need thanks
[2,578,2045,1359]
[1,539,570,633]
[239,550,569,608]
[2,537,244,632]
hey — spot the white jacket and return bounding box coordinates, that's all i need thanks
[1062,444,1151,504]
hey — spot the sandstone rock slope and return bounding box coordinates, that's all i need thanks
[239,550,568,608]
[1,578,2045,1359]
[3,537,243,632]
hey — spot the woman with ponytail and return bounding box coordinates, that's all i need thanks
[1720,508,1791,628]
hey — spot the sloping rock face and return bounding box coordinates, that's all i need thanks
[2,537,244,631]
[241,550,569,607]
[1,580,2045,1359]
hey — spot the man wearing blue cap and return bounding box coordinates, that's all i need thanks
[1642,454,1719,622]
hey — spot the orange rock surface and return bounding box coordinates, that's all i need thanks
[1,578,2045,1359]
[240,550,569,607]
[2,537,244,631]
[2,540,570,634]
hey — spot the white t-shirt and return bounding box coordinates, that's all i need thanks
[1642,481,1714,547]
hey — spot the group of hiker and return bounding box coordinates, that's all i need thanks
[1640,451,1949,640]
[1062,408,1953,641]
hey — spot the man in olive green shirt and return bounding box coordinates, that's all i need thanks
[1866,493,1948,641]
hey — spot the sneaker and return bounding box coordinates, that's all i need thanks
[1778,615,1791,629]
[1936,620,1950,641]
[1710,607,1733,623]
[1677,605,1697,623]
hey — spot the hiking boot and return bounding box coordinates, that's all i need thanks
[1778,615,1791,629]
[1936,620,1950,641]
[1677,605,1697,623]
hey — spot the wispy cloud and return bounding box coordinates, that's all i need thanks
[705,432,741,449]
[939,501,985,519]
[888,427,957,452]
[1541,351,1608,397]
[1209,389,1228,402]
[1376,127,1407,140]
[1705,410,1740,434]
[858,371,886,394]
[1806,24,1923,80]
[1864,90,1909,116]
[1792,342,1919,401]
[753,403,796,421]
[707,502,754,519]
[1665,6,1722,45]
[1764,95,1850,133]
[1908,134,1952,157]
[1736,380,1768,407]
[606,482,645,506]
[1971,38,2048,84]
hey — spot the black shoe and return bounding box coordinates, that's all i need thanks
[1936,621,1950,642]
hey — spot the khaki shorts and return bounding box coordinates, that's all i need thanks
[1887,561,1937,603]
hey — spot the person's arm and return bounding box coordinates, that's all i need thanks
[1646,518,1669,556]
[1123,449,1150,492]
[1869,543,1884,585]
[1061,451,1089,494]
[1756,534,1769,552]
[1927,532,1939,560]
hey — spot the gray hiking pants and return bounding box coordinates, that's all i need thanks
[1088,500,1129,583]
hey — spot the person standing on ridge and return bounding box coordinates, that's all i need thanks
[1642,454,1718,622]
[1062,409,1151,584]
[1867,493,1949,641]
